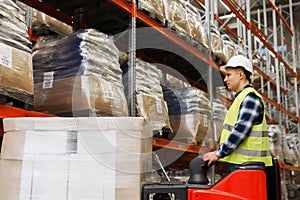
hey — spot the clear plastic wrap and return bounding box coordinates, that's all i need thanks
[186,2,208,49]
[123,58,171,131]
[34,75,128,116]
[164,87,212,145]
[221,34,236,63]
[0,0,31,53]
[33,29,128,116]
[166,0,188,35]
[158,69,191,89]
[268,125,285,163]
[139,0,166,22]
[1,117,152,200]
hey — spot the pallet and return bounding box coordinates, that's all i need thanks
[55,109,116,117]
[139,8,167,27]
[0,94,33,110]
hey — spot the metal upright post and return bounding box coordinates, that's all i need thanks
[289,0,300,136]
[246,0,252,61]
[272,1,287,199]
[205,0,216,185]
[279,6,289,129]
[128,0,137,117]
[263,0,273,121]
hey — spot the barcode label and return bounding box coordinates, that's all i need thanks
[43,71,54,89]
[105,82,113,99]
[0,43,12,69]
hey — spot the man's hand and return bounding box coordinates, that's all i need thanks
[203,151,219,166]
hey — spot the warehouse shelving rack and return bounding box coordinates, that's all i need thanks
[9,1,300,198]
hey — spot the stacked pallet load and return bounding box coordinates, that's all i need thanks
[163,86,212,145]
[33,29,128,117]
[122,58,171,132]
[0,0,33,104]
[0,117,152,200]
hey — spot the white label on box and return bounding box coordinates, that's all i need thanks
[42,71,54,89]
[0,43,12,69]
[104,82,113,99]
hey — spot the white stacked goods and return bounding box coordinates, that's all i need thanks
[33,29,128,116]
[123,58,171,132]
[0,117,152,200]
[0,0,33,104]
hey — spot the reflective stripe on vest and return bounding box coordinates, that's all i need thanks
[219,87,273,166]
[223,124,269,137]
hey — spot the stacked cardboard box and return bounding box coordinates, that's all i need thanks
[33,29,128,116]
[0,117,152,200]
[0,0,33,104]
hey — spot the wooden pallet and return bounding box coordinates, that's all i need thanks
[0,94,33,110]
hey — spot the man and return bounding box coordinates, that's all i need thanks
[203,55,272,170]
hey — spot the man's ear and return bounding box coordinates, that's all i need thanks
[239,70,244,79]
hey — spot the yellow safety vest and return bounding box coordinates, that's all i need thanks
[219,87,273,166]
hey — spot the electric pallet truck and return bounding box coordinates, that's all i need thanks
[142,154,282,200]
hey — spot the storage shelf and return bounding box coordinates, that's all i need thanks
[152,137,210,155]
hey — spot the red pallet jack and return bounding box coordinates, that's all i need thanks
[142,154,282,200]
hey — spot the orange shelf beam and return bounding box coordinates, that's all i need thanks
[109,0,214,69]
[259,93,300,123]
[152,137,210,154]
[0,105,55,118]
[214,13,288,95]
[267,0,294,36]
[214,14,243,43]
[279,162,300,171]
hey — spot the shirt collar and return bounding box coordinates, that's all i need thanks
[234,84,253,98]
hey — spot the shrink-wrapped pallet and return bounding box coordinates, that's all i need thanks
[158,69,191,89]
[123,58,171,131]
[202,23,224,60]
[221,34,236,63]
[0,117,152,200]
[0,0,31,53]
[164,87,212,145]
[139,0,166,22]
[186,2,208,49]
[33,29,128,116]
[34,76,128,116]
[166,0,188,35]
[0,0,33,104]
[268,125,284,163]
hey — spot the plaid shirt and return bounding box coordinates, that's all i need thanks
[216,85,264,158]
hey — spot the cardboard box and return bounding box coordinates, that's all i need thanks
[34,76,128,116]
[0,42,33,103]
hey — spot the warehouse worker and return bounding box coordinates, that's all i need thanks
[203,55,273,171]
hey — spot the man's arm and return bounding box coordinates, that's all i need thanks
[203,93,263,165]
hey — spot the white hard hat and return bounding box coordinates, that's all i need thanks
[220,55,253,74]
